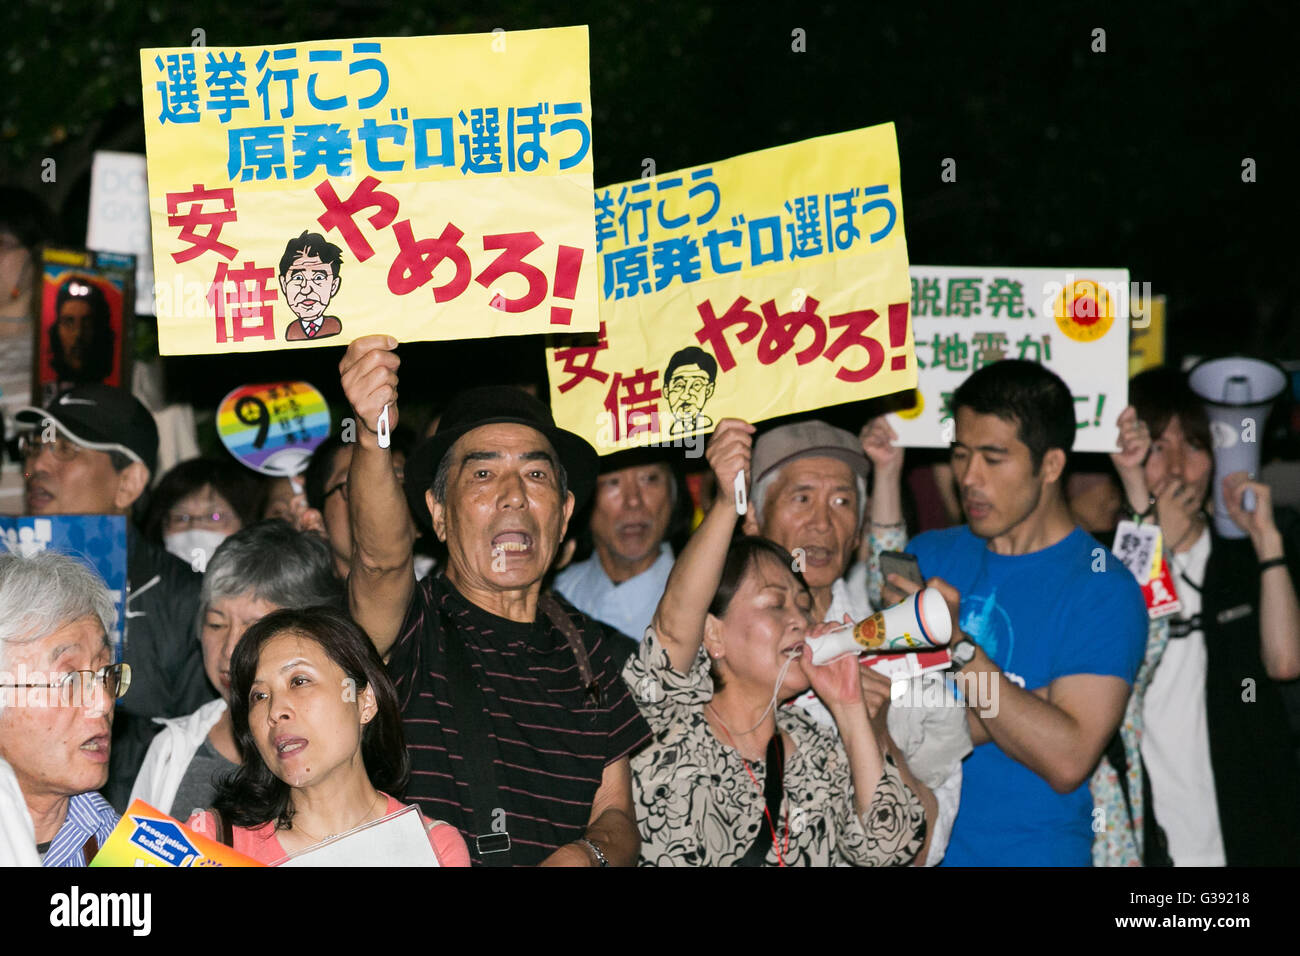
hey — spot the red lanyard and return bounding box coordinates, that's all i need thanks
[738,753,789,867]
[713,714,789,867]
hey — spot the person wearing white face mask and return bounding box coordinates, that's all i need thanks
[142,457,267,573]
[130,520,342,821]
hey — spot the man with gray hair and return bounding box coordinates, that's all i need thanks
[744,416,970,866]
[0,551,127,865]
[131,521,342,820]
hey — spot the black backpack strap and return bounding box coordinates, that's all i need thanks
[440,621,513,866]
[1141,754,1173,867]
[1103,730,1134,824]
[735,732,785,867]
[539,593,601,707]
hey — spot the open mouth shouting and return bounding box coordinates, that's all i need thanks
[491,530,534,557]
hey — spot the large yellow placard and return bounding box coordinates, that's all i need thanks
[141,28,597,354]
[546,123,914,453]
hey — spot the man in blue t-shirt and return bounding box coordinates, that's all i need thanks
[888,361,1147,866]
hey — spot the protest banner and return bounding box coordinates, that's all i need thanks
[216,381,331,476]
[140,28,598,355]
[887,266,1131,453]
[86,151,156,315]
[546,123,915,453]
[90,800,263,867]
[0,515,127,661]
[34,248,134,406]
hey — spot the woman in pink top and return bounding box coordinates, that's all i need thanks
[187,606,468,866]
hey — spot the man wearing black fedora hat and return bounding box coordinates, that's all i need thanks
[340,335,650,867]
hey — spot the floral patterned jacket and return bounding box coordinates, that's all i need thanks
[1091,615,1169,866]
[624,627,928,866]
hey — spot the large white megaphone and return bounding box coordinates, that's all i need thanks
[1187,356,1287,539]
[805,587,952,665]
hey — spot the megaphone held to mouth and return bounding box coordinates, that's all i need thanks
[1187,356,1287,539]
[806,587,953,666]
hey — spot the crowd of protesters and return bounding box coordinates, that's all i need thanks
[1,196,1299,868]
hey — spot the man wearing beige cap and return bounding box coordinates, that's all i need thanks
[744,416,970,866]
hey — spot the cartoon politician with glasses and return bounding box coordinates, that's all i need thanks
[279,231,344,342]
[663,346,718,436]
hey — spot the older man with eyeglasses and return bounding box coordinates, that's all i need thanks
[15,384,210,811]
[0,551,130,865]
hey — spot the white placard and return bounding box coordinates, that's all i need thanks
[889,266,1131,453]
[276,803,440,867]
[86,151,155,315]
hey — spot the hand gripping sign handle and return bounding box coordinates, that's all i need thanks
[734,470,748,516]
[377,405,391,450]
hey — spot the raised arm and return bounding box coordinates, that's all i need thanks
[860,415,906,607]
[1221,473,1300,680]
[1110,405,1152,516]
[650,418,753,674]
[340,335,415,658]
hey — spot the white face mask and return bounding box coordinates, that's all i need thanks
[165,529,230,573]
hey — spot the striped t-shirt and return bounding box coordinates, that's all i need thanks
[388,573,651,866]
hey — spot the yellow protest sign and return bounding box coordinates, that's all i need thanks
[1128,293,1166,378]
[546,124,914,453]
[140,28,597,355]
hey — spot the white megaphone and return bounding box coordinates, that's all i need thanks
[805,587,953,665]
[1187,356,1287,539]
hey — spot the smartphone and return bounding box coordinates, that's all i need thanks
[880,550,925,588]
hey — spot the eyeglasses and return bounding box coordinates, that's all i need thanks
[324,480,349,503]
[0,662,132,706]
[166,510,237,531]
[17,434,82,463]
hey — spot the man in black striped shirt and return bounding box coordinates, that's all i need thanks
[340,335,650,866]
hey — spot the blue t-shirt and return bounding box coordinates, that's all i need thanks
[908,525,1147,866]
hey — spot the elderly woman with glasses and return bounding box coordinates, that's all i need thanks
[0,551,129,866]
[129,520,342,822]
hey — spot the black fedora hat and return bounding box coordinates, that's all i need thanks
[404,386,598,530]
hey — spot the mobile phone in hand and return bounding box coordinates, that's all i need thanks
[880,550,925,588]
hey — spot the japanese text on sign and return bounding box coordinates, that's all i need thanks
[142,28,599,355]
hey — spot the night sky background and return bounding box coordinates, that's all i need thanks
[3,1,1295,442]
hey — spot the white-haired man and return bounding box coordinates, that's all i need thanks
[745,416,970,866]
[0,551,129,865]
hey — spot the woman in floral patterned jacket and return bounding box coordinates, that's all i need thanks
[623,419,928,866]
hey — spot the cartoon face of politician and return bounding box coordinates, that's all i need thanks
[279,231,343,342]
[663,346,718,435]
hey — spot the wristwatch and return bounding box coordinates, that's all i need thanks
[578,837,609,867]
[949,635,977,671]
